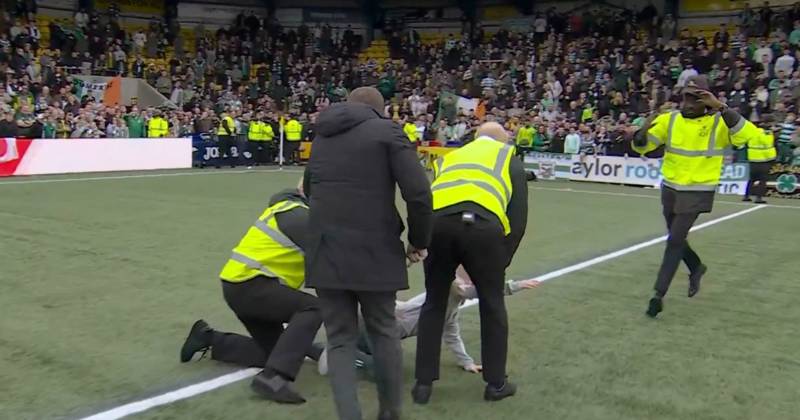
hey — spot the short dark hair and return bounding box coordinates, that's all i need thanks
[347,87,384,113]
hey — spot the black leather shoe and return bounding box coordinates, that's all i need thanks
[180,320,213,362]
[755,199,767,204]
[484,381,517,401]
[742,197,753,202]
[411,382,432,405]
[688,264,707,298]
[250,372,306,404]
[646,297,663,318]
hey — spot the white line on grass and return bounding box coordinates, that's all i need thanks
[531,185,800,209]
[76,205,766,420]
[79,369,261,420]
[0,168,304,186]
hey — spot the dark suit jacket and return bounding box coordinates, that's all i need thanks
[305,102,433,292]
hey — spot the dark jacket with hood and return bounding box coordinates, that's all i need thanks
[304,102,433,291]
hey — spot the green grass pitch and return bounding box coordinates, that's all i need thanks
[1,169,799,420]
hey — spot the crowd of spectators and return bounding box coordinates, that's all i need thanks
[1,1,799,163]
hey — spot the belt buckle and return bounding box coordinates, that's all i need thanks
[461,212,476,225]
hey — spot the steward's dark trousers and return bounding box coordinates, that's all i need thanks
[415,213,508,386]
[283,140,300,164]
[248,140,271,165]
[218,135,236,167]
[745,161,772,199]
[218,277,322,380]
[654,190,704,298]
[317,289,401,420]
[209,331,323,367]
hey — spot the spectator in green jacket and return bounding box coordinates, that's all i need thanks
[533,125,549,152]
[125,108,146,138]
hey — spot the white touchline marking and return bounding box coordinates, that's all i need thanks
[75,205,766,420]
[530,186,800,210]
[0,168,305,186]
[78,368,261,420]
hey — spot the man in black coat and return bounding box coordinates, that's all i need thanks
[305,87,433,420]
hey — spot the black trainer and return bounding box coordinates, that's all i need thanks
[646,297,663,318]
[180,320,213,363]
[755,199,768,204]
[742,197,753,202]
[411,382,432,405]
[688,264,708,298]
[250,371,306,404]
[484,381,517,401]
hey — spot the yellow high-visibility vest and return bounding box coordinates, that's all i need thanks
[248,121,268,141]
[285,119,303,141]
[404,122,418,142]
[634,111,760,191]
[747,130,777,162]
[219,200,307,289]
[264,124,275,140]
[147,117,168,138]
[431,136,515,234]
[516,126,534,147]
[217,116,235,136]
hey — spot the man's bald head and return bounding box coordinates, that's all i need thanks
[348,87,385,113]
[475,122,509,142]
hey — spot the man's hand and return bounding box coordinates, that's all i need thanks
[630,113,659,148]
[696,90,725,111]
[406,244,428,266]
[517,279,541,289]
[463,363,483,373]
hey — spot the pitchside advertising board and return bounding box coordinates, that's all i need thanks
[193,136,260,167]
[0,138,191,177]
[524,153,750,195]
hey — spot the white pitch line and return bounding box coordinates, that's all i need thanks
[531,185,800,210]
[76,205,766,420]
[0,168,304,186]
[79,368,261,420]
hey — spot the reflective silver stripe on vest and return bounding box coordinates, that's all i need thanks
[729,116,746,135]
[431,179,506,209]
[253,202,305,254]
[662,180,718,191]
[749,157,777,162]
[665,111,680,148]
[437,141,513,201]
[707,113,722,156]
[748,145,775,150]
[647,133,663,147]
[230,251,282,280]
[434,157,444,175]
[665,147,726,157]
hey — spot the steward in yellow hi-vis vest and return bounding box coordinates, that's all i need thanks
[632,75,761,318]
[147,112,168,138]
[216,112,237,168]
[743,128,777,203]
[247,116,275,165]
[179,188,323,404]
[282,117,303,165]
[416,122,528,397]
[404,122,418,143]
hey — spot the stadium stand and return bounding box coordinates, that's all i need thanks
[0,1,798,163]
